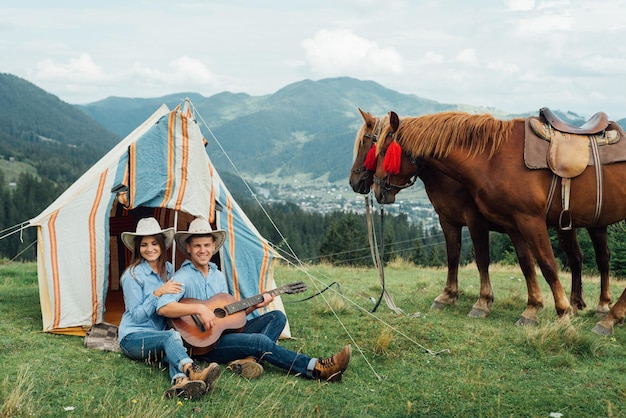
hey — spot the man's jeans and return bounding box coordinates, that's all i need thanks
[200,310,315,376]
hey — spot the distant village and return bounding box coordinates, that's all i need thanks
[252,179,440,228]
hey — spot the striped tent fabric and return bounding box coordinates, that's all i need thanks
[29,101,287,336]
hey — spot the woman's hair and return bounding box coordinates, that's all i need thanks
[128,234,169,281]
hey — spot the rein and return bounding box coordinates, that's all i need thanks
[365,196,404,314]
[371,204,385,312]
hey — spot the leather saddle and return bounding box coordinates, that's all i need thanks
[529,107,620,178]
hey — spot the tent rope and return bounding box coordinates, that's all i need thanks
[1,240,36,264]
[185,99,450,382]
[187,100,301,264]
[282,258,451,361]
[0,221,30,241]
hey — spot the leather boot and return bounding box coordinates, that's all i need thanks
[313,345,351,382]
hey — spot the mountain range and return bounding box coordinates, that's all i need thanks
[2,72,624,190]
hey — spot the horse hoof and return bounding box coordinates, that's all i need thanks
[430,301,448,310]
[515,316,538,326]
[591,323,613,336]
[467,308,488,319]
[594,306,610,316]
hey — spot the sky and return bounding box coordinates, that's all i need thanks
[1,0,626,118]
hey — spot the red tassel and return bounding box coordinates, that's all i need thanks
[383,141,402,174]
[364,145,377,171]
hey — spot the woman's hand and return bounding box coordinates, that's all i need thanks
[154,280,183,297]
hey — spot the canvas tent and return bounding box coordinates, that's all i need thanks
[28,101,288,337]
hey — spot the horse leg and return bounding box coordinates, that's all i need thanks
[518,220,572,318]
[507,229,543,326]
[556,228,586,313]
[465,216,493,318]
[586,226,612,315]
[593,287,626,336]
[431,219,460,309]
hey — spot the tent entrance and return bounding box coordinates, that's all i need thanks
[104,204,199,325]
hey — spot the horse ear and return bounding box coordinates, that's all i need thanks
[390,111,400,132]
[359,107,374,124]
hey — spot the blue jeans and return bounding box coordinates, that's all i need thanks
[120,329,192,382]
[198,310,315,377]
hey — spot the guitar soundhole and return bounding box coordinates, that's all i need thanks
[214,308,227,319]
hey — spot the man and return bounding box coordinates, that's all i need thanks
[157,217,351,381]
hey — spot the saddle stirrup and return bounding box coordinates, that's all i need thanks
[559,178,572,230]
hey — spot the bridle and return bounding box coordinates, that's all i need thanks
[373,128,423,194]
[372,164,420,192]
[350,118,384,175]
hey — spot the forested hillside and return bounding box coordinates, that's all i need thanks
[2,73,626,280]
[0,73,122,260]
[0,73,120,184]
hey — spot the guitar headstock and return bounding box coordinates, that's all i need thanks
[284,281,307,294]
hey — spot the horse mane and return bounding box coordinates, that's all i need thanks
[377,112,522,159]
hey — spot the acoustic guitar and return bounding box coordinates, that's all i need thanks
[170,281,307,355]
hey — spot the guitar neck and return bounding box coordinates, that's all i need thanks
[224,287,288,315]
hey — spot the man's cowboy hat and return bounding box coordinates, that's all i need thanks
[121,217,175,251]
[174,218,226,256]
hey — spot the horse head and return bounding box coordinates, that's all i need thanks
[372,111,422,204]
[349,108,385,194]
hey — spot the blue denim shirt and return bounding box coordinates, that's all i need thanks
[157,259,227,310]
[118,260,174,341]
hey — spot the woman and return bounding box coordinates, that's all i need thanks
[117,217,220,400]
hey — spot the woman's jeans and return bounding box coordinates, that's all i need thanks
[120,329,192,382]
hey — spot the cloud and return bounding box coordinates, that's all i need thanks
[130,56,218,85]
[456,48,478,65]
[578,55,626,76]
[301,29,403,76]
[486,61,520,75]
[516,13,574,35]
[423,51,445,64]
[34,53,109,82]
[506,0,536,11]
[29,54,220,102]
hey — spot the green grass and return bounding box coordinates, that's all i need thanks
[1,260,625,417]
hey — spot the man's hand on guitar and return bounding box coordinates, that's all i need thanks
[244,293,274,315]
[196,304,218,330]
[256,293,275,309]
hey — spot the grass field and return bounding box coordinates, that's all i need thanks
[1,260,625,417]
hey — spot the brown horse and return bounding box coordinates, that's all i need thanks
[350,109,612,321]
[370,111,624,334]
[350,109,516,318]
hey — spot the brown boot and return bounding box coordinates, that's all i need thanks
[186,362,221,392]
[226,357,264,379]
[313,345,351,382]
[164,376,206,400]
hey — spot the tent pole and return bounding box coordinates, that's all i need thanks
[172,211,179,268]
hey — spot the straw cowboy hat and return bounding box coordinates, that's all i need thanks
[121,217,175,251]
[174,218,226,257]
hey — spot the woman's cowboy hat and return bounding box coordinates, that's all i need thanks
[121,217,175,251]
[174,218,226,257]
